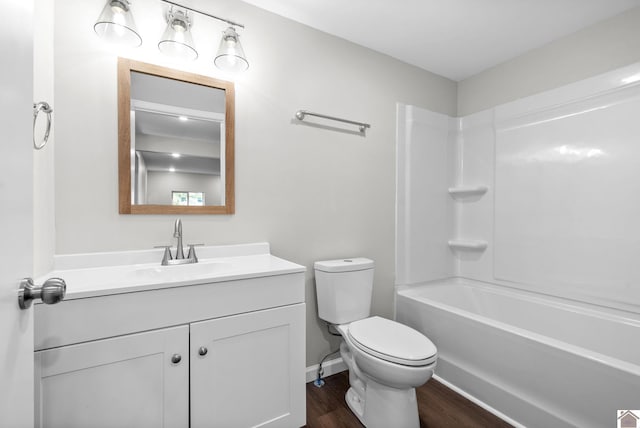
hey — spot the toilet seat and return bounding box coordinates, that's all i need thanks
[347,316,437,367]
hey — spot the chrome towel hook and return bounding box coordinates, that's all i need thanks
[33,101,53,150]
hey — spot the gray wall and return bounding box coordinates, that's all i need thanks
[45,0,640,368]
[51,0,456,366]
[458,6,640,116]
[146,171,221,206]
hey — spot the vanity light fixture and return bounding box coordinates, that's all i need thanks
[94,0,142,48]
[95,0,249,71]
[158,7,198,61]
[214,27,249,73]
[159,0,249,72]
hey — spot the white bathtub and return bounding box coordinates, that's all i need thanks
[396,277,640,428]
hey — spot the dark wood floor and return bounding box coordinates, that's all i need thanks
[305,372,513,428]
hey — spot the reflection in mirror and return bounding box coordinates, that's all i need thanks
[119,58,234,214]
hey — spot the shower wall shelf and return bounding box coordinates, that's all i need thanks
[448,239,488,251]
[448,185,488,197]
[448,185,488,252]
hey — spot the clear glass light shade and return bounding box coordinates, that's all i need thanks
[214,27,249,72]
[94,0,142,47]
[158,9,198,61]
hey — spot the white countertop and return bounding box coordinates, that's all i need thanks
[36,243,306,300]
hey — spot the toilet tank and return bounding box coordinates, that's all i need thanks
[314,258,375,325]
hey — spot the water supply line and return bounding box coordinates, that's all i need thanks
[314,323,343,387]
[314,349,340,388]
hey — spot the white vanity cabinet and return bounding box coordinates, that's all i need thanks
[35,325,190,428]
[190,304,305,428]
[34,246,306,428]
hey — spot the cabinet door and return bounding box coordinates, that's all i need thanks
[35,325,189,428]
[191,304,305,428]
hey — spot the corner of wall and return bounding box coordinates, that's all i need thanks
[456,6,640,116]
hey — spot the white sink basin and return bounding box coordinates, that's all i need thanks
[134,259,232,280]
[37,243,305,300]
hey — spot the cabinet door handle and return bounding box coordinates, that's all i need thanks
[171,354,182,364]
[198,346,208,356]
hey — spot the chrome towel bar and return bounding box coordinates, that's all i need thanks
[295,110,371,133]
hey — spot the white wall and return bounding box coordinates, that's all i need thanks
[51,0,456,366]
[33,0,55,276]
[458,6,640,116]
[146,171,221,206]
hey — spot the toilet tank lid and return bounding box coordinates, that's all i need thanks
[314,258,374,273]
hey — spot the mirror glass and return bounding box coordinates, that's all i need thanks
[118,58,235,214]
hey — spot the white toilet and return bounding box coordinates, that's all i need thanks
[314,258,437,428]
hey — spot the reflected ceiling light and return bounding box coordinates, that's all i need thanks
[214,27,249,73]
[94,0,142,48]
[158,7,198,61]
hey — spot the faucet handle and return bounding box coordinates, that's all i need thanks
[154,245,173,265]
[187,243,204,262]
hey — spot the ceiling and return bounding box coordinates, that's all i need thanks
[138,150,220,175]
[239,0,640,81]
[135,111,221,142]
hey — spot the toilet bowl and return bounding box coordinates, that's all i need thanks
[336,318,436,428]
[341,317,436,387]
[314,258,438,428]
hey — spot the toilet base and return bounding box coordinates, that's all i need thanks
[335,323,435,428]
[340,341,421,428]
[345,379,420,428]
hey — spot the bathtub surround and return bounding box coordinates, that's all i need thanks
[396,63,640,427]
[399,62,640,312]
[34,0,640,373]
[395,106,456,287]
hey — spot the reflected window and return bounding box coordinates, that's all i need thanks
[172,191,205,206]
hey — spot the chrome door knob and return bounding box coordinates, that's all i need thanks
[171,354,182,364]
[18,277,66,309]
[198,346,208,356]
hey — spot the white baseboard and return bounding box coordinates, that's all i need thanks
[305,357,347,383]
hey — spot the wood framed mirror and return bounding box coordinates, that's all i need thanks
[118,58,235,214]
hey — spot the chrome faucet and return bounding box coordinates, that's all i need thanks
[155,219,202,265]
[174,218,185,260]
